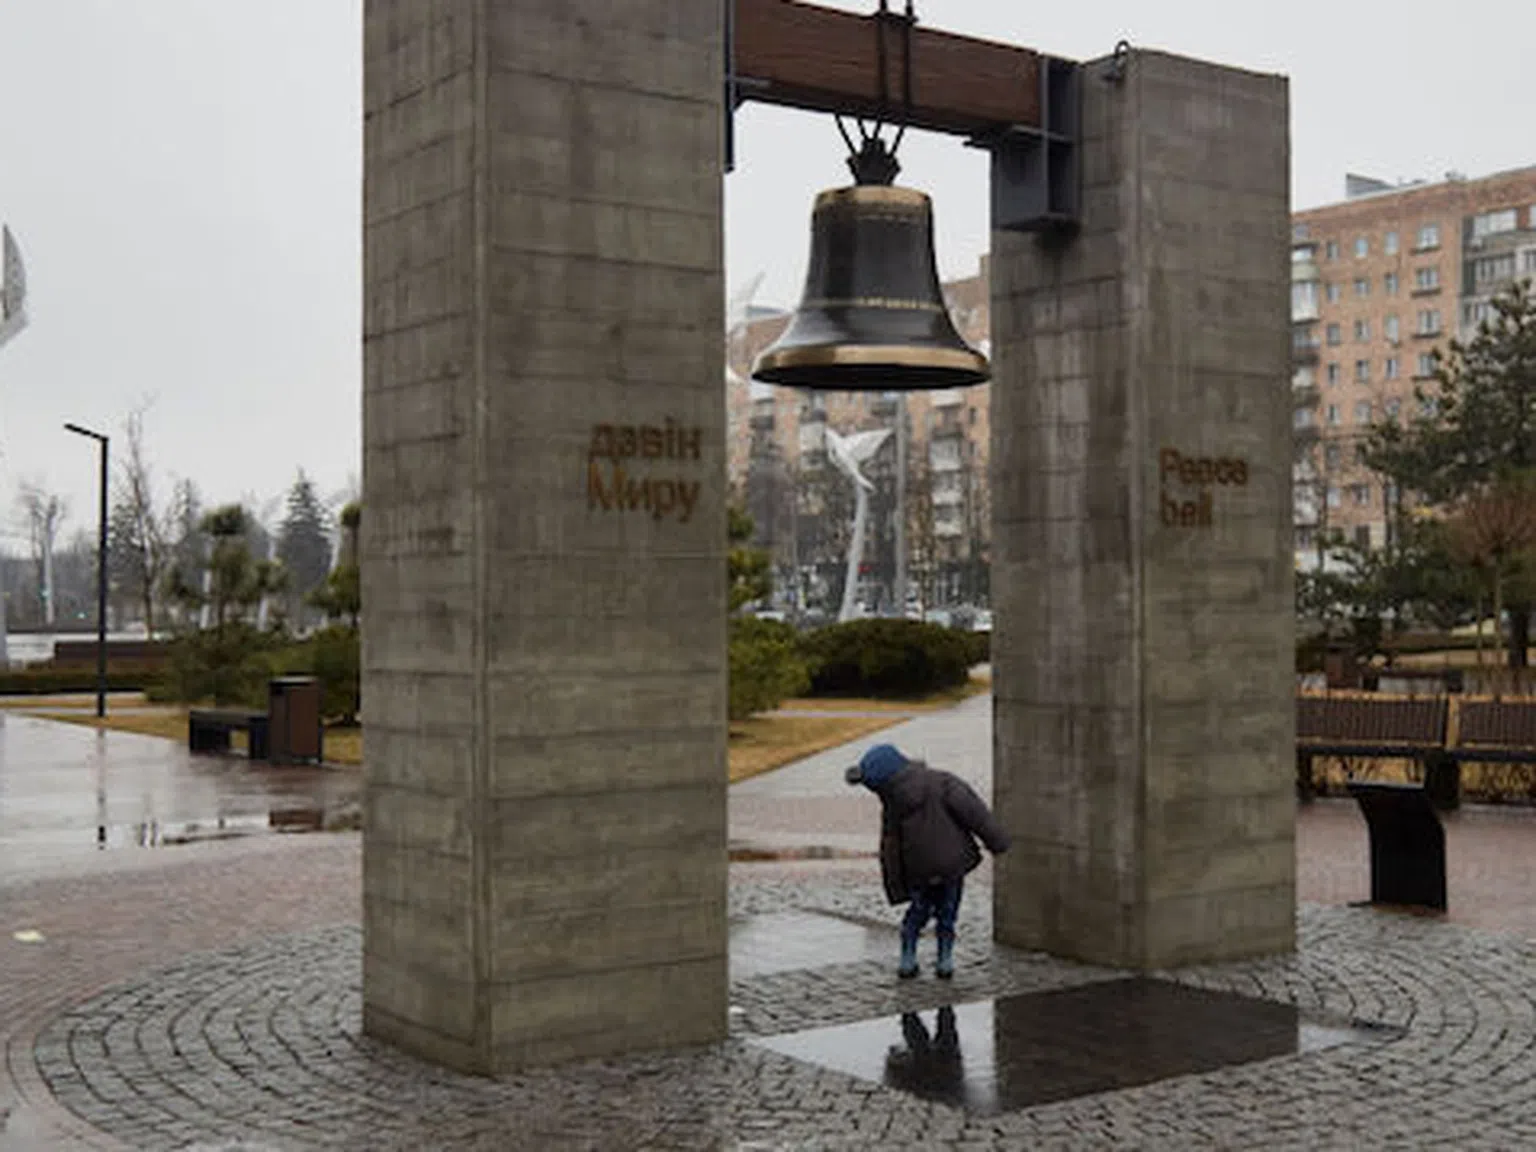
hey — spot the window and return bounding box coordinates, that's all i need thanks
[1416,222,1440,250]
[1416,353,1437,377]
[1466,301,1495,328]
[1292,222,1311,242]
[1384,272,1399,295]
[1327,362,1341,385]
[1326,323,1342,346]
[1326,404,1340,426]
[1473,254,1516,285]
[1351,483,1372,506]
[1354,236,1369,258]
[1414,266,1440,291]
[1531,206,1536,228]
[1419,395,1439,417]
[1354,525,1373,548]
[1325,240,1340,260]
[1355,443,1370,466]
[1354,277,1370,297]
[1417,309,1441,335]
[1327,486,1342,509]
[1385,357,1400,379]
[1385,314,1400,341]
[1326,282,1341,303]
[1472,208,1518,239]
[1354,319,1371,341]
[1526,250,1536,274]
[1386,397,1402,418]
[1355,359,1370,382]
[1385,231,1399,255]
[1354,400,1372,423]
[1325,443,1341,469]
[1294,407,1315,429]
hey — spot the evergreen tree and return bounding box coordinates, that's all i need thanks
[277,471,333,630]
[728,504,772,613]
[1365,279,1536,665]
[164,479,206,628]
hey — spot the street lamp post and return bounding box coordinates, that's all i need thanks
[64,422,109,719]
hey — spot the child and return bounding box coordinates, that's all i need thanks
[845,743,1010,979]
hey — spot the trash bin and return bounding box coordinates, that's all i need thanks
[268,676,324,765]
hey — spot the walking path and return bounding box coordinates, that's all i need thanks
[3,697,1536,1148]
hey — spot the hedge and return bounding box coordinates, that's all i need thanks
[729,617,809,721]
[798,619,975,699]
[0,661,166,695]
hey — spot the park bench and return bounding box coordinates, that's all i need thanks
[1439,698,1536,807]
[1295,695,1448,802]
[188,708,270,761]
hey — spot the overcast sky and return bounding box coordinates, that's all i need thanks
[1,1,1533,541]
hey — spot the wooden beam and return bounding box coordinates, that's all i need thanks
[732,0,1043,138]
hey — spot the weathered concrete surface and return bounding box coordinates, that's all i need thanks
[361,1,727,1072]
[990,49,1293,968]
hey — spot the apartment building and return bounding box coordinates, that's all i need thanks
[1290,166,1536,562]
[726,258,993,612]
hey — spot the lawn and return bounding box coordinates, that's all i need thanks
[28,707,365,765]
[778,674,989,713]
[728,714,902,783]
[18,675,988,783]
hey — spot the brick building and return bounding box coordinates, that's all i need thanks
[1290,165,1536,563]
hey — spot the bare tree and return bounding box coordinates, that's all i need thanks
[17,480,66,625]
[1447,473,1536,666]
[115,407,172,637]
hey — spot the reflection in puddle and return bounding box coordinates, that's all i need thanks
[95,814,275,849]
[753,978,1403,1115]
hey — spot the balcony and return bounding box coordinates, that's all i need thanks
[1291,333,1321,365]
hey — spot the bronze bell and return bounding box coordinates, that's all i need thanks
[751,184,990,391]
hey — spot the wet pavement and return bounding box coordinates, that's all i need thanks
[7,695,1536,1147]
[729,910,896,979]
[753,977,1400,1116]
[0,713,357,883]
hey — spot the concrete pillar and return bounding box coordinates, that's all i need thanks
[361,1,727,1072]
[990,50,1294,969]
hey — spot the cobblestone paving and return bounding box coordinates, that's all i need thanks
[24,860,1536,1151]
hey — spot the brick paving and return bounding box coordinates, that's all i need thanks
[5,699,1536,1149]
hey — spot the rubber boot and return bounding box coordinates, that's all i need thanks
[898,934,919,979]
[935,933,956,979]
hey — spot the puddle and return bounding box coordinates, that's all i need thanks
[730,911,895,979]
[751,977,1403,1115]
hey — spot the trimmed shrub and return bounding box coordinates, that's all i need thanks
[960,628,990,666]
[0,661,166,695]
[729,616,809,721]
[309,626,360,724]
[163,624,275,707]
[799,619,973,699]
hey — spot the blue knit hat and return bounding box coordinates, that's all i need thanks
[844,744,908,790]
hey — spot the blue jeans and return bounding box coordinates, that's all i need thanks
[901,878,964,946]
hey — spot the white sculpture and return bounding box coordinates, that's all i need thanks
[0,224,27,349]
[824,427,891,622]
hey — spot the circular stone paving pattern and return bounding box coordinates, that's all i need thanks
[30,907,1536,1151]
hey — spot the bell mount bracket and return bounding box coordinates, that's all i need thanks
[724,0,1081,234]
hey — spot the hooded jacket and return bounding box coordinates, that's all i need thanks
[858,754,1011,906]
